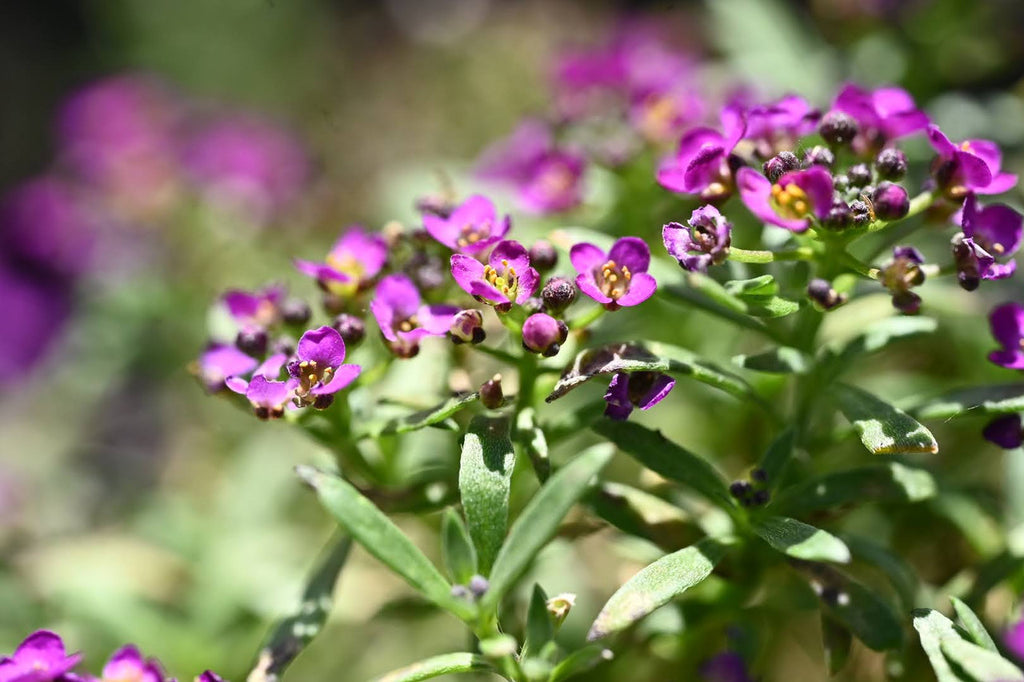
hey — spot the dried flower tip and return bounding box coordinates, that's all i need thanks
[480,374,504,410]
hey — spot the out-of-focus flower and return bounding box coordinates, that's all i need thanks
[736,166,833,232]
[928,125,1018,198]
[450,240,539,310]
[1006,616,1024,660]
[872,182,910,220]
[286,326,360,408]
[629,85,705,145]
[663,205,732,273]
[571,237,656,310]
[603,371,675,421]
[91,644,167,682]
[880,245,926,314]
[951,194,1023,289]
[0,267,73,386]
[983,414,1024,449]
[807,278,847,311]
[182,115,309,223]
[700,651,754,682]
[657,105,745,200]
[0,630,82,682]
[295,226,388,296]
[370,274,459,357]
[423,195,511,254]
[521,313,568,357]
[742,94,820,158]
[830,83,929,153]
[196,673,225,682]
[222,285,285,330]
[195,344,258,392]
[988,302,1024,369]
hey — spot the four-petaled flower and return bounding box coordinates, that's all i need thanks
[928,125,1018,198]
[195,344,257,392]
[0,630,82,682]
[952,194,1023,289]
[742,94,820,158]
[370,274,460,357]
[450,240,539,311]
[92,644,168,682]
[222,285,284,329]
[656,104,745,200]
[663,205,732,273]
[226,353,293,419]
[830,83,929,153]
[295,225,388,296]
[737,166,833,232]
[287,326,361,407]
[423,195,510,254]
[571,237,657,310]
[988,302,1024,369]
[603,371,675,421]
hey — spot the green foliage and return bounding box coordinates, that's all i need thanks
[459,416,516,573]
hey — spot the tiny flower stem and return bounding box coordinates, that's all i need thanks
[838,252,880,280]
[727,246,816,263]
[569,304,606,330]
[469,343,521,366]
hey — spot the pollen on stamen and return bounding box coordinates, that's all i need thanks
[993,243,1006,254]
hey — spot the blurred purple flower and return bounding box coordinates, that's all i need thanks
[450,240,539,310]
[370,274,459,357]
[196,344,258,392]
[831,83,928,153]
[663,205,732,273]
[571,236,656,310]
[743,94,820,157]
[953,194,1023,287]
[197,674,225,682]
[1007,616,1024,660]
[423,195,510,253]
[737,166,833,232]
[700,651,754,682]
[989,303,1024,369]
[222,285,285,329]
[287,326,360,406]
[295,225,388,295]
[0,267,73,386]
[603,371,675,420]
[0,630,82,682]
[983,414,1024,449]
[95,645,167,682]
[928,125,1018,197]
[657,104,745,200]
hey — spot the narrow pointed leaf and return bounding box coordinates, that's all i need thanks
[459,416,515,573]
[370,653,494,682]
[588,482,701,551]
[296,466,473,620]
[587,538,726,640]
[725,274,778,296]
[941,634,1024,681]
[754,516,850,563]
[549,645,614,682]
[831,315,938,360]
[800,565,903,651]
[910,383,1024,421]
[361,392,485,437]
[758,428,796,492]
[517,407,550,482]
[522,584,553,659]
[733,347,811,374]
[592,420,734,510]
[440,508,477,585]
[822,614,852,676]
[842,535,918,611]
[770,463,936,516]
[744,295,801,318]
[913,609,973,682]
[836,383,938,455]
[481,444,614,610]
[951,596,998,653]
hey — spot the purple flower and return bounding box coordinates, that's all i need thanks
[294,226,388,295]
[743,94,820,157]
[663,205,732,273]
[1006,617,1024,660]
[629,85,705,145]
[226,353,293,418]
[450,240,540,310]
[521,313,568,357]
[603,372,675,421]
[222,286,285,329]
[571,237,656,310]
[0,630,82,682]
[657,104,746,200]
[97,645,167,682]
[928,125,1018,197]
[831,83,929,152]
[287,326,361,407]
[370,274,459,357]
[988,303,1024,369]
[880,245,926,314]
[952,194,1023,288]
[983,414,1024,449]
[423,195,511,254]
[477,119,553,182]
[195,344,258,392]
[182,115,309,222]
[0,267,73,386]
[700,651,754,682]
[736,166,833,232]
[196,674,225,682]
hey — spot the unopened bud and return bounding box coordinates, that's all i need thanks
[849,199,872,226]
[807,278,847,311]
[803,145,835,169]
[312,393,335,410]
[763,151,801,183]
[541,277,577,314]
[847,163,872,188]
[449,309,485,345]
[272,336,295,357]
[892,290,923,315]
[480,374,504,409]
[236,327,268,356]
[332,314,366,348]
[522,313,568,357]
[281,299,311,326]
[529,240,558,272]
[872,183,910,221]
[875,148,908,180]
[546,593,576,628]
[468,574,490,598]
[819,111,858,146]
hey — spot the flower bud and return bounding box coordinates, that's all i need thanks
[449,309,485,345]
[849,199,872,226]
[763,151,801,183]
[729,480,753,504]
[819,111,858,146]
[522,313,568,357]
[468,574,490,598]
[272,335,295,356]
[529,240,558,272]
[875,148,907,180]
[546,593,576,628]
[280,299,311,326]
[872,183,909,221]
[847,163,872,187]
[803,145,835,169]
[522,297,545,315]
[892,290,922,315]
[332,314,366,348]
[807,278,847,310]
[313,393,335,410]
[236,327,268,356]
[541,277,577,314]
[824,201,851,230]
[480,374,504,409]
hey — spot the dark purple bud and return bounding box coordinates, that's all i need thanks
[881,245,927,304]
[529,240,559,272]
[272,335,295,356]
[872,183,910,220]
[281,299,312,326]
[751,468,767,483]
[850,199,872,226]
[449,309,485,345]
[807,278,847,310]
[415,195,453,219]
[729,480,752,501]
[847,164,872,187]
[891,290,922,315]
[313,393,335,410]
[236,327,268,356]
[479,374,504,409]
[825,201,852,230]
[541,276,577,313]
[833,174,850,192]
[522,297,545,315]
[875,148,908,180]
[803,145,835,169]
[819,111,858,146]
[522,313,567,357]
[751,489,770,506]
[763,151,801,183]
[982,414,1024,449]
[406,253,446,291]
[468,574,490,598]
[332,314,366,348]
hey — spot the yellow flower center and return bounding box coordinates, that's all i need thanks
[397,315,419,333]
[770,182,812,220]
[324,253,365,297]
[294,360,334,401]
[638,93,679,142]
[456,220,492,248]
[597,259,632,300]
[482,258,519,302]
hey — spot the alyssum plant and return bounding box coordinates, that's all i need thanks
[7,44,1024,682]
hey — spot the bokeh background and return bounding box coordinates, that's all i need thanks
[3,1,1024,680]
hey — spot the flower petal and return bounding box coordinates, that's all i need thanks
[638,374,675,410]
[990,302,1024,350]
[312,364,361,395]
[616,272,657,307]
[608,237,651,274]
[450,254,487,298]
[297,326,346,367]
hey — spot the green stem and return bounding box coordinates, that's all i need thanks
[857,190,935,237]
[838,251,879,280]
[516,353,539,417]
[470,343,521,366]
[569,304,606,330]
[728,246,816,263]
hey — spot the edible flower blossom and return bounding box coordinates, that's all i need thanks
[657,104,745,200]
[370,274,459,357]
[295,226,388,295]
[1006,615,1024,660]
[982,414,1024,450]
[222,285,284,329]
[196,674,225,682]
[195,344,257,392]
[225,353,292,418]
[423,195,510,254]
[928,125,1018,197]
[450,240,539,310]
[988,302,1024,369]
[286,326,361,407]
[603,371,675,421]
[952,194,1023,288]
[831,83,929,152]
[89,644,167,682]
[736,166,833,232]
[571,237,656,310]
[663,205,732,273]
[629,84,705,145]
[700,651,754,682]
[0,630,82,682]
[742,94,820,158]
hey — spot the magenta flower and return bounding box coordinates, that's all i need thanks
[743,94,820,157]
[226,353,293,418]
[663,205,732,273]
[423,195,511,254]
[657,104,746,199]
[629,85,705,145]
[0,630,82,682]
[1006,616,1024,660]
[571,237,656,310]
[450,240,539,310]
[700,651,754,682]
[370,274,459,357]
[953,194,1023,287]
[196,674,225,682]
[196,344,258,392]
[287,326,361,407]
[295,225,388,295]
[737,166,833,232]
[831,83,929,149]
[0,266,73,386]
[983,414,1023,449]
[521,313,568,357]
[989,303,1024,369]
[222,285,285,329]
[95,645,167,682]
[603,372,675,421]
[928,125,1018,197]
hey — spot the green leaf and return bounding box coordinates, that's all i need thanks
[769,463,936,516]
[549,645,614,682]
[440,508,477,585]
[725,275,778,296]
[753,516,850,563]
[588,482,701,551]
[951,596,998,653]
[517,408,550,482]
[835,383,939,455]
[822,614,852,676]
[360,392,483,438]
[523,584,553,659]
[804,565,903,651]
[930,493,1005,557]
[248,535,352,682]
[830,315,938,361]
[910,384,1024,421]
[661,279,782,342]
[592,420,735,510]
[941,634,1024,681]
[842,535,918,611]
[913,609,973,682]
[733,347,811,374]
[587,538,726,640]
[758,428,796,491]
[459,416,515,574]
[370,653,494,682]
[481,444,614,611]
[296,467,473,620]
[744,295,801,318]
[647,342,770,408]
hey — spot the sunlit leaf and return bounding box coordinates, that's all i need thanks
[370,653,495,682]
[440,508,477,585]
[913,609,973,682]
[835,383,938,455]
[951,596,998,653]
[941,633,1024,681]
[753,516,850,563]
[770,463,936,515]
[733,347,811,374]
[725,275,778,296]
[459,416,515,574]
[910,384,1024,421]
[588,482,701,551]
[359,392,484,438]
[744,295,801,318]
